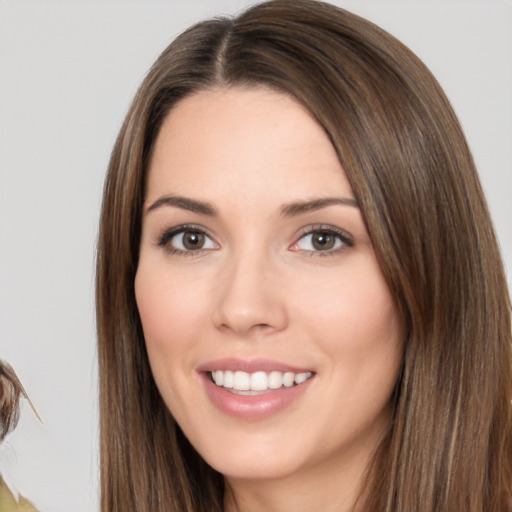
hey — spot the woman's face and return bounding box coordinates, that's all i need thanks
[135,87,403,484]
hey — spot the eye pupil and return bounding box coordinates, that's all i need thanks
[183,231,204,250]
[312,232,335,251]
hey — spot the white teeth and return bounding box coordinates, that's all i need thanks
[250,371,268,391]
[283,372,295,387]
[212,370,223,386]
[295,372,310,384]
[223,370,234,388]
[233,371,250,390]
[210,370,312,391]
[268,371,283,389]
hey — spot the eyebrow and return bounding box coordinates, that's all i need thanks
[146,195,217,216]
[280,197,358,217]
[145,194,358,217]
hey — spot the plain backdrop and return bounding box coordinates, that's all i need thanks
[1,1,511,511]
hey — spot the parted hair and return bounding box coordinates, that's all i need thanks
[95,1,512,510]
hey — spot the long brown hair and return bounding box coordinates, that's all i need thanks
[96,1,512,510]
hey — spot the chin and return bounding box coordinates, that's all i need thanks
[206,452,304,482]
[185,427,307,481]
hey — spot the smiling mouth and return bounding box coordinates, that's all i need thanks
[210,370,314,394]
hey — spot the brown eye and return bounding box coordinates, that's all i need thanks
[311,231,336,251]
[158,227,217,253]
[293,227,353,254]
[182,231,205,250]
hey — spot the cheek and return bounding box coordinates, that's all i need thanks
[134,264,211,404]
[135,265,205,348]
[292,257,403,380]
[134,265,206,415]
[297,259,398,330]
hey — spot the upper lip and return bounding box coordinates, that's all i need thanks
[196,358,313,374]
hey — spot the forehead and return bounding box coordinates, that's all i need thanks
[146,87,353,205]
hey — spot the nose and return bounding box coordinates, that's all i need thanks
[212,250,288,337]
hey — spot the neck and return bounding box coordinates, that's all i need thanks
[223,444,373,512]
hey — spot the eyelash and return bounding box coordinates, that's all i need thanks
[291,225,354,256]
[156,224,354,257]
[156,224,217,256]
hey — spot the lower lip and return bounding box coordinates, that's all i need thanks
[200,373,313,420]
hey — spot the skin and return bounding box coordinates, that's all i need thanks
[135,87,404,512]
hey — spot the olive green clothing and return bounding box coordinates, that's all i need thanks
[0,476,38,512]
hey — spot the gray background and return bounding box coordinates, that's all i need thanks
[1,1,511,511]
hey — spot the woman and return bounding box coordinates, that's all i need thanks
[96,0,512,510]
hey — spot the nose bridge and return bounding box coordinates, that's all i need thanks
[212,243,287,336]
